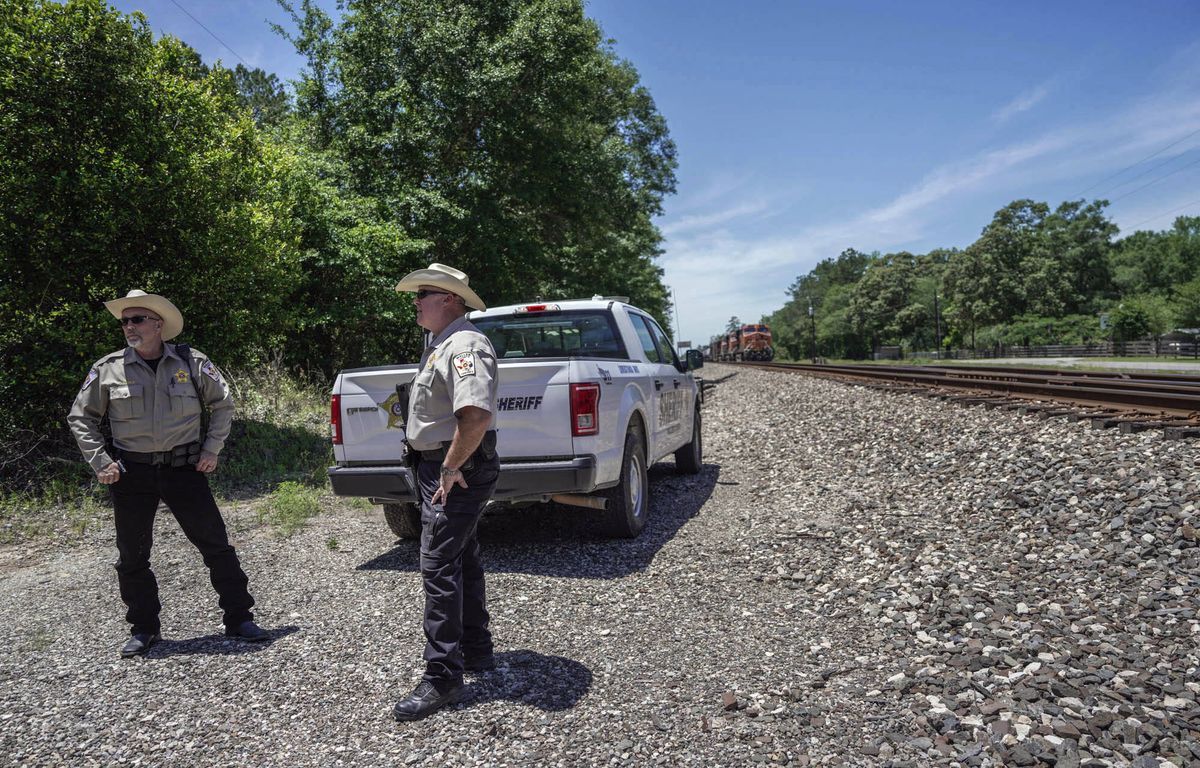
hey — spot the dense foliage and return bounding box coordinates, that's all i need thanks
[0,0,298,445]
[0,0,676,477]
[762,200,1200,359]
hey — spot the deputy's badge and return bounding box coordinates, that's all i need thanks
[381,392,405,429]
[81,367,99,391]
[425,353,438,370]
[174,368,190,384]
[452,352,476,378]
[200,359,223,384]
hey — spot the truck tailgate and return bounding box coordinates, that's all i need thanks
[335,365,418,464]
[493,360,573,458]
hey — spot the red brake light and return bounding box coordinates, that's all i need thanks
[570,383,600,437]
[331,394,342,444]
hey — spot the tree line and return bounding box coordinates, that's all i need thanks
[759,200,1200,360]
[0,0,677,459]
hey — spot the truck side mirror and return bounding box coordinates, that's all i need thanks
[686,349,704,370]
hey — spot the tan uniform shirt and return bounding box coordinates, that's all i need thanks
[67,344,234,472]
[407,315,498,451]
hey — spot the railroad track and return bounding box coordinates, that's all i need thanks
[731,361,1200,438]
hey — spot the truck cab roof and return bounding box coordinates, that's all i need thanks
[470,297,634,319]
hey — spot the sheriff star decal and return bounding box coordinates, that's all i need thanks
[200,359,223,384]
[174,368,190,384]
[81,367,99,391]
[452,352,476,378]
[381,392,405,429]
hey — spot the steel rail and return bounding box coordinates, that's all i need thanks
[734,361,1200,420]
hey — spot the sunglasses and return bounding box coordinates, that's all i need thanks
[119,315,158,326]
[415,290,450,300]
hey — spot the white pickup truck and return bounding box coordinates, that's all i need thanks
[327,297,705,538]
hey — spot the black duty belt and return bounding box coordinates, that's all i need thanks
[417,431,498,463]
[118,442,201,467]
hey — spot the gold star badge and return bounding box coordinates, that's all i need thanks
[381,392,405,429]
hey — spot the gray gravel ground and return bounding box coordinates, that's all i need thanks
[2,363,1197,766]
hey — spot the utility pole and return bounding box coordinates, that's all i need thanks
[808,297,817,363]
[671,287,681,343]
[933,287,942,360]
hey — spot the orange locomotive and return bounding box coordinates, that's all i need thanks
[712,323,774,361]
[737,323,774,361]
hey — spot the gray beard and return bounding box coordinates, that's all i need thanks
[125,337,143,349]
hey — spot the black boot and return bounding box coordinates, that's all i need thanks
[392,680,463,721]
[120,633,161,658]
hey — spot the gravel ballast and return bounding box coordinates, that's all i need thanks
[2,363,1197,766]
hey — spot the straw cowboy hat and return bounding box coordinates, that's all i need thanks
[103,289,184,341]
[395,263,486,311]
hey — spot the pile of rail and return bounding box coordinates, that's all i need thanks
[737,361,1200,438]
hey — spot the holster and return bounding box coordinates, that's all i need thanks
[401,439,418,468]
[170,441,202,468]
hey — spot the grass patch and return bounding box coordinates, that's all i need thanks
[214,365,332,497]
[261,481,323,536]
[0,467,110,545]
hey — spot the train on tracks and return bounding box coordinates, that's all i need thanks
[709,323,774,362]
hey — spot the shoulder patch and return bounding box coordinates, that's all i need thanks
[452,352,476,378]
[200,359,223,385]
[81,367,99,391]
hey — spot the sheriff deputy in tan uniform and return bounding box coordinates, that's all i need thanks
[68,290,268,658]
[390,264,500,722]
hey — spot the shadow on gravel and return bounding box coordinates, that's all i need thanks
[144,625,301,658]
[458,649,591,712]
[357,462,720,579]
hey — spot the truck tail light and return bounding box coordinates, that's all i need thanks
[570,383,600,436]
[331,394,342,444]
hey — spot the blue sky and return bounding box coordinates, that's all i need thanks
[107,1,1200,346]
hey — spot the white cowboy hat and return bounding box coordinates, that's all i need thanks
[395,262,486,311]
[103,289,184,341]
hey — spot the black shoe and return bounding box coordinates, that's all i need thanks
[393,680,463,722]
[120,633,160,658]
[464,654,496,672]
[225,620,270,642]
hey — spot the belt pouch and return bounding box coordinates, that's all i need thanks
[170,442,201,468]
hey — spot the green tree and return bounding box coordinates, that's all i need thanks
[944,200,1046,347]
[1028,199,1117,315]
[233,64,290,127]
[0,0,298,443]
[1174,276,1200,328]
[276,0,677,322]
[850,252,919,348]
[1110,296,1172,344]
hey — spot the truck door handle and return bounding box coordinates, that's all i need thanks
[673,379,681,389]
[654,380,663,391]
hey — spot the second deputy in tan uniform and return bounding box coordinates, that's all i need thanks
[390,264,500,722]
[67,290,269,658]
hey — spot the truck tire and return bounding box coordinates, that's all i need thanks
[601,426,649,538]
[383,502,421,540]
[674,407,703,474]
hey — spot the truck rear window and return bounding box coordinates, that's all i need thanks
[473,311,627,359]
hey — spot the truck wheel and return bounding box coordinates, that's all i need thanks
[383,502,421,540]
[674,407,702,474]
[601,426,649,538]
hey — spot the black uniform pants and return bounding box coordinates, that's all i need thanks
[416,453,499,685]
[108,462,255,635]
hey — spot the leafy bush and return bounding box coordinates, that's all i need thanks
[975,314,1104,347]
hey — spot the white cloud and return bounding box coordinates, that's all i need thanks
[992,82,1053,122]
